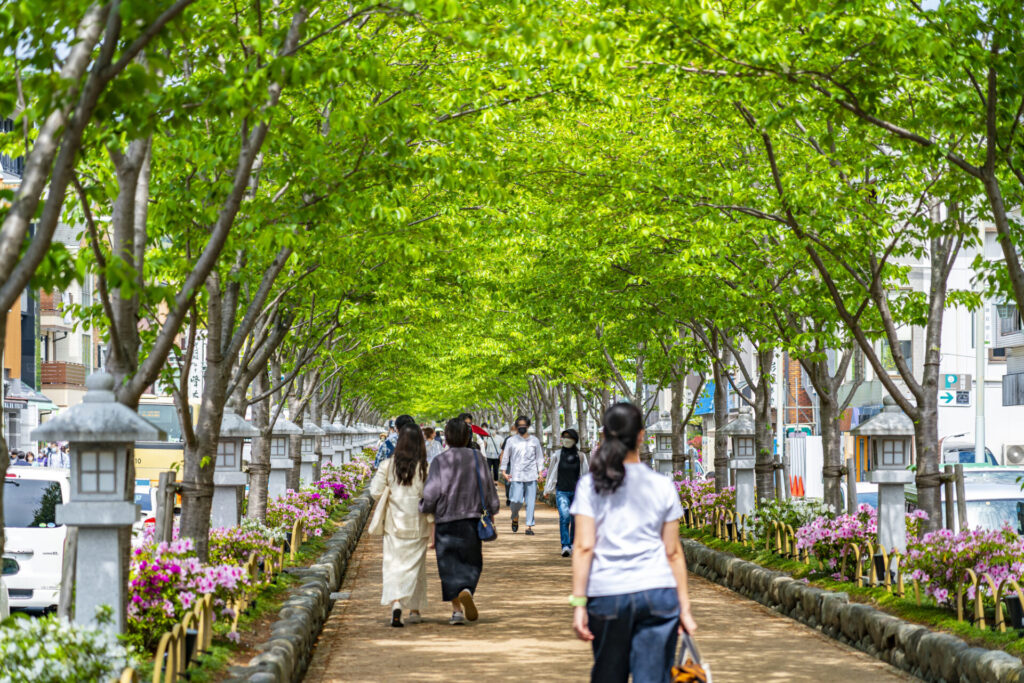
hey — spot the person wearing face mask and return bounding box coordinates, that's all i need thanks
[544,428,589,557]
[499,416,544,535]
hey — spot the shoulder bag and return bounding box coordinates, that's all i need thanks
[473,453,497,542]
[367,464,392,536]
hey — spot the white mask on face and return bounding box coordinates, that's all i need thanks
[561,438,576,448]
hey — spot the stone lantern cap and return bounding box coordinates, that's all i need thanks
[303,422,325,436]
[323,420,343,434]
[31,372,165,443]
[645,418,672,436]
[340,423,356,434]
[220,409,259,438]
[719,408,755,437]
[850,396,915,436]
[271,417,302,436]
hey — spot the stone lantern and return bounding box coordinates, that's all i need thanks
[268,416,302,499]
[645,417,675,475]
[720,407,756,519]
[330,419,347,463]
[320,416,337,466]
[211,410,258,529]
[344,424,361,464]
[301,421,325,483]
[851,396,916,554]
[31,372,164,634]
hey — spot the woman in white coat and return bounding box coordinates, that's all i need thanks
[369,423,434,627]
[544,428,589,557]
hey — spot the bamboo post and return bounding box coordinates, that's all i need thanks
[846,458,857,516]
[954,464,968,532]
[155,471,177,545]
[943,465,955,531]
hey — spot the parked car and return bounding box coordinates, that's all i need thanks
[3,467,70,613]
[942,440,998,466]
[907,480,1024,533]
[838,481,880,510]
[958,466,1024,486]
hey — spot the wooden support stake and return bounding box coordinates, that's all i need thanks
[954,464,968,533]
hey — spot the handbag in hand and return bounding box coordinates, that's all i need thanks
[473,453,497,542]
[671,632,711,683]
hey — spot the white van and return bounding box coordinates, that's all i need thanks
[3,468,70,613]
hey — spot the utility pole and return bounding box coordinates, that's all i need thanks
[774,349,786,490]
[976,224,987,465]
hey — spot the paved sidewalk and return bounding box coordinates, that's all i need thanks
[305,501,915,682]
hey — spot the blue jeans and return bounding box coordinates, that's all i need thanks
[587,588,680,683]
[508,480,536,527]
[555,490,575,547]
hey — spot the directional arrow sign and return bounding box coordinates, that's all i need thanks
[939,390,972,407]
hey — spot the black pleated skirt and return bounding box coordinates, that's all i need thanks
[434,518,483,602]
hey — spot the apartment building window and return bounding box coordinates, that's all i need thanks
[82,333,92,373]
[5,411,19,451]
[881,341,913,374]
[999,308,1022,336]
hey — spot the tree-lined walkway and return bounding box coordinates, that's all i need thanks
[305,504,914,682]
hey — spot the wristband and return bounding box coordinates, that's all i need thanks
[568,595,588,607]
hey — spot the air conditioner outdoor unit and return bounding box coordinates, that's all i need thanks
[1003,443,1024,465]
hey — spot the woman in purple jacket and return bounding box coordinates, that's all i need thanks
[420,417,500,625]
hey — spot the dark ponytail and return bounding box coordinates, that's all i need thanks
[591,402,643,494]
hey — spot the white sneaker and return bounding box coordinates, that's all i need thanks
[449,611,466,625]
[407,612,423,624]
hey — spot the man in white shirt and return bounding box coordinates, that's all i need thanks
[499,415,544,535]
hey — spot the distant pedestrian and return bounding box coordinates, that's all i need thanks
[25,453,37,467]
[544,428,588,557]
[499,416,543,535]
[570,402,697,683]
[11,451,30,467]
[423,427,442,465]
[375,415,415,468]
[481,425,501,483]
[420,418,499,625]
[458,412,481,452]
[369,423,433,627]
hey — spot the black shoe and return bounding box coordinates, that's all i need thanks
[391,608,403,627]
[561,546,571,557]
[525,528,535,536]
[512,517,519,533]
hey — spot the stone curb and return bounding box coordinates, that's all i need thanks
[225,488,374,683]
[682,538,1024,683]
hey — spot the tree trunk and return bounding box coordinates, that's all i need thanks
[754,348,776,503]
[180,435,219,561]
[575,388,589,448]
[670,374,687,473]
[819,393,844,512]
[560,385,574,431]
[287,430,302,490]
[914,395,942,534]
[712,358,730,491]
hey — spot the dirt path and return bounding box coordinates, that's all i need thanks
[305,502,916,682]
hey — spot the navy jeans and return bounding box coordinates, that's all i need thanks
[555,490,575,547]
[587,588,680,683]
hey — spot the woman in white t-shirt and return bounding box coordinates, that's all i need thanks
[569,402,697,683]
